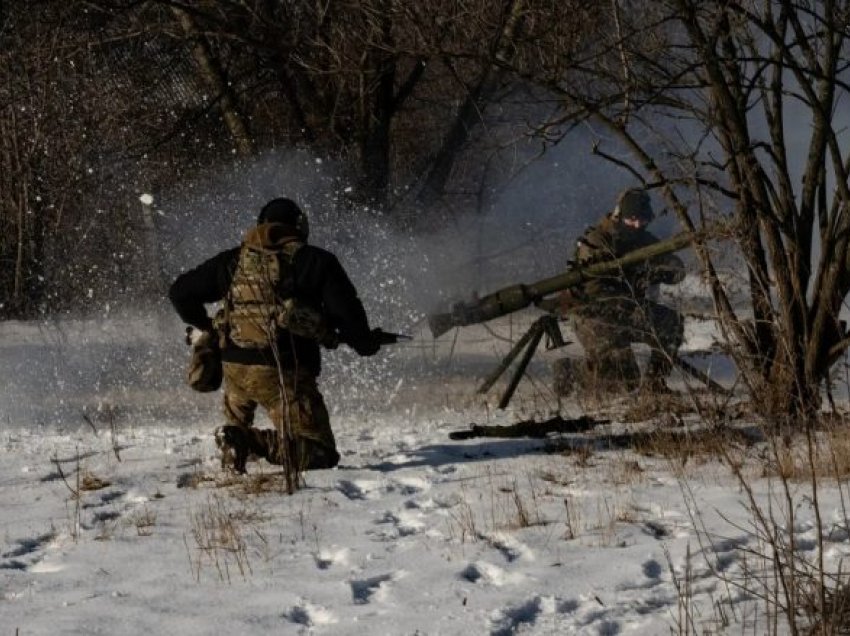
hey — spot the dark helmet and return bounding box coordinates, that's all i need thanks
[257,198,309,239]
[612,188,653,223]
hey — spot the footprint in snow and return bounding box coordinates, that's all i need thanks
[375,510,425,538]
[403,497,434,511]
[696,535,748,575]
[616,558,666,592]
[0,532,57,571]
[82,489,126,510]
[710,535,748,553]
[284,599,337,626]
[350,572,401,604]
[642,520,669,539]
[390,475,431,495]
[460,561,525,587]
[642,558,663,580]
[313,547,349,570]
[337,479,384,500]
[489,595,572,636]
[482,532,535,563]
[2,532,55,560]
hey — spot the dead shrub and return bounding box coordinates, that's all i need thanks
[622,392,695,423]
[805,582,850,635]
[185,495,258,583]
[762,424,850,481]
[630,428,754,465]
[128,506,157,537]
[548,426,755,469]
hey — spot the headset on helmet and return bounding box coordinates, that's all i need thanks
[612,188,653,222]
[257,198,310,240]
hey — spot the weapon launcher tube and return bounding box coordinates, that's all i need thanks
[429,230,696,338]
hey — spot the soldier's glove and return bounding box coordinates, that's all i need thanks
[358,329,384,356]
[348,328,411,356]
[185,326,214,347]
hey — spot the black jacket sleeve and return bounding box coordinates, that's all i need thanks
[294,247,377,356]
[168,248,239,331]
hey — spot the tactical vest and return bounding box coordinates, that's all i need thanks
[221,237,337,349]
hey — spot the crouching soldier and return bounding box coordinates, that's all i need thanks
[169,198,382,475]
[554,187,686,395]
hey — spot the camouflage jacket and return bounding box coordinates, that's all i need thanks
[570,214,685,310]
[169,223,375,375]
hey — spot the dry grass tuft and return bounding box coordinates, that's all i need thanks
[555,443,595,468]
[548,426,755,468]
[79,471,110,491]
[177,471,211,489]
[804,582,850,635]
[128,505,156,536]
[762,425,850,480]
[630,427,754,463]
[212,469,297,496]
[622,392,696,423]
[185,494,261,583]
[622,389,753,425]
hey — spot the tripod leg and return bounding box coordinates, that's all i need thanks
[498,322,545,409]
[477,318,545,394]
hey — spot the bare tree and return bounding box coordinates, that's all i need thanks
[96,0,597,205]
[0,1,220,316]
[510,0,850,419]
[169,5,254,157]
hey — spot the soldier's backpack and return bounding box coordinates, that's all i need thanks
[220,233,337,349]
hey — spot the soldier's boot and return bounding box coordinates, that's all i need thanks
[295,438,341,470]
[257,432,340,472]
[215,425,265,474]
[640,350,674,394]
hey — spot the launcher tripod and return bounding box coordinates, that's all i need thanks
[476,313,731,409]
[476,314,569,409]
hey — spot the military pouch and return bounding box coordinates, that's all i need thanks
[276,298,339,349]
[186,328,223,393]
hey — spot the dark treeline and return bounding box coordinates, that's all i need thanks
[0,0,598,318]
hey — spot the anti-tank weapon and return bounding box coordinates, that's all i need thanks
[427,230,728,406]
[428,230,697,338]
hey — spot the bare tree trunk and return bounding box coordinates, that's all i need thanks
[416,0,524,206]
[356,1,426,205]
[359,43,395,204]
[171,7,254,157]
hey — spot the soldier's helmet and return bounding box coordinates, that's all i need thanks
[257,197,309,240]
[613,188,653,223]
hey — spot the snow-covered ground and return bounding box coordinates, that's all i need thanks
[2,311,848,635]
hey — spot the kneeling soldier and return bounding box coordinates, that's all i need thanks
[170,198,382,475]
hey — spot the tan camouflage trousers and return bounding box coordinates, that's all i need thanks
[222,362,339,469]
[572,299,683,392]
